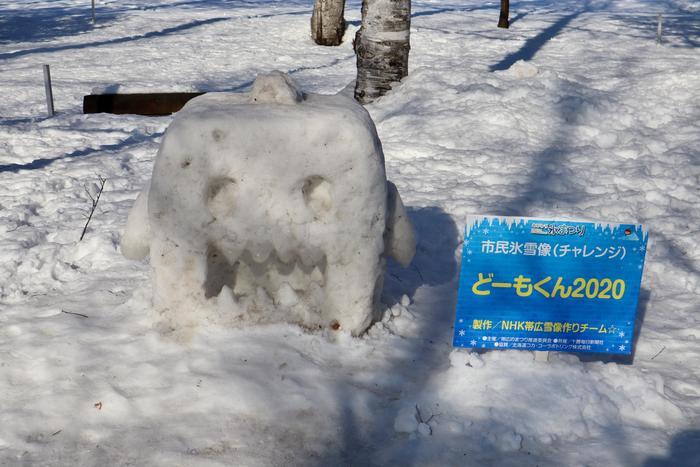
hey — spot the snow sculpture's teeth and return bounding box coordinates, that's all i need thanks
[210,240,327,312]
[272,238,294,264]
[233,261,256,297]
[306,282,325,307]
[299,246,325,268]
[310,266,323,284]
[217,241,244,265]
[275,245,295,264]
[248,240,273,263]
[275,283,299,307]
[281,263,300,290]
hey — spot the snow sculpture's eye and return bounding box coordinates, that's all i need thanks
[206,177,237,218]
[302,176,332,215]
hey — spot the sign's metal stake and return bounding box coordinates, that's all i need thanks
[656,14,663,44]
[92,0,96,25]
[43,64,55,117]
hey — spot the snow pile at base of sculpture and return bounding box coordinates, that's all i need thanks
[121,72,416,335]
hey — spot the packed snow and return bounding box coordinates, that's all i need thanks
[122,70,416,336]
[1,0,699,466]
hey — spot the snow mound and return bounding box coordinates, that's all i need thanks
[504,59,539,79]
[432,350,686,450]
[249,70,304,104]
[121,72,416,336]
[394,406,419,434]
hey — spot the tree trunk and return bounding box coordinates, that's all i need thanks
[354,0,411,104]
[498,0,510,29]
[311,0,346,46]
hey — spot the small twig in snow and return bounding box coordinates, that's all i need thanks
[415,404,441,424]
[389,272,403,283]
[413,264,424,282]
[651,346,666,360]
[83,185,95,203]
[51,430,62,436]
[61,309,88,318]
[80,175,106,241]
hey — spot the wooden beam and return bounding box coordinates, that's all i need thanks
[83,92,205,116]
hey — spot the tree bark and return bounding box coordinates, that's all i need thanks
[498,0,510,29]
[311,0,346,46]
[354,0,411,104]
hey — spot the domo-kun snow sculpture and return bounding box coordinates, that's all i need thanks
[121,71,416,336]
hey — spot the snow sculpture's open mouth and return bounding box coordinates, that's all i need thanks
[204,242,327,310]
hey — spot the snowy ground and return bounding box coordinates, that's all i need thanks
[1,0,699,465]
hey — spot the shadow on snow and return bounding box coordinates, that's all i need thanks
[315,205,462,465]
[643,429,700,467]
[0,131,163,174]
[0,17,229,61]
[0,5,121,45]
[490,1,594,72]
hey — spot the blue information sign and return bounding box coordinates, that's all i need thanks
[453,216,648,355]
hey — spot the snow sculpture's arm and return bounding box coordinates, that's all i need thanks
[385,181,416,267]
[120,182,151,260]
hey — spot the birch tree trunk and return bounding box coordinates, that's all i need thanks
[498,0,510,29]
[354,0,411,104]
[311,0,346,46]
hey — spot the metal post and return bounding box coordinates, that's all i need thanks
[656,14,663,44]
[92,0,96,25]
[43,64,55,117]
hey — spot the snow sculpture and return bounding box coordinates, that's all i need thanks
[121,71,416,335]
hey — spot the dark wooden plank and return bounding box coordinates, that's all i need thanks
[83,92,205,116]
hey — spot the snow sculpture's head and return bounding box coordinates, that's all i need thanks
[121,71,415,336]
